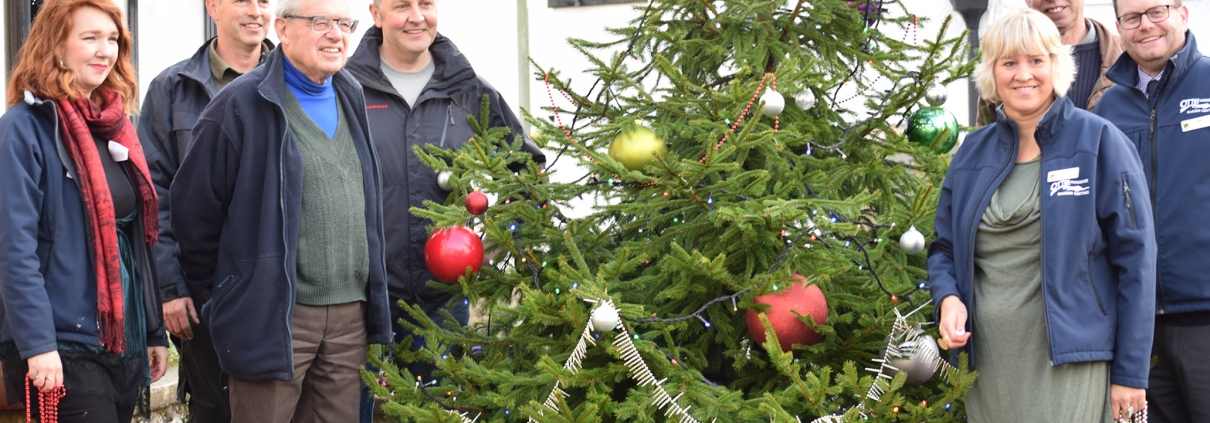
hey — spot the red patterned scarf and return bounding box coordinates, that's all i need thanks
[55,92,159,354]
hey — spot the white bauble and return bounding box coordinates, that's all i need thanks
[591,303,621,332]
[760,89,785,117]
[899,226,926,254]
[437,171,453,190]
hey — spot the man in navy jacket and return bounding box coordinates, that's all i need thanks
[1094,0,1210,421]
[171,0,391,421]
[139,0,273,420]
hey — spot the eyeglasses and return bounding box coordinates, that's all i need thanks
[285,15,359,34]
[1117,5,1172,30]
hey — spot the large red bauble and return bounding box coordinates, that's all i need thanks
[424,226,484,284]
[465,191,488,215]
[745,274,829,352]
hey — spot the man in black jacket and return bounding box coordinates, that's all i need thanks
[346,0,546,420]
[138,1,273,422]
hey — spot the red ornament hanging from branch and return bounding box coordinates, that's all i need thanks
[465,190,488,216]
[424,226,484,284]
[745,274,829,352]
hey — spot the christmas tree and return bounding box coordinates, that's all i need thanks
[368,0,978,421]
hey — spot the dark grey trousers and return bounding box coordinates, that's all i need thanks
[1148,318,1210,423]
[172,318,230,423]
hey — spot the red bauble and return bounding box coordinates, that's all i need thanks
[466,191,488,215]
[424,226,484,283]
[745,274,829,352]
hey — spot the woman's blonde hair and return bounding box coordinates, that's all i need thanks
[974,9,1075,102]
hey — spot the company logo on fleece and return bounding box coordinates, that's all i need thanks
[1047,167,1089,197]
[1179,98,1210,114]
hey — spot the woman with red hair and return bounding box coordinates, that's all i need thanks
[0,0,168,421]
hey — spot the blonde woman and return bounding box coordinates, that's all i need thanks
[928,9,1155,422]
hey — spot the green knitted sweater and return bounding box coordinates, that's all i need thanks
[282,91,369,305]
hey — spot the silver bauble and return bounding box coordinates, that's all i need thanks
[888,330,941,386]
[794,90,817,110]
[437,171,453,190]
[760,89,785,117]
[925,84,948,107]
[899,226,926,254]
[591,303,621,332]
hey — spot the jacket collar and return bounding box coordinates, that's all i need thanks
[1106,31,1202,90]
[347,27,476,98]
[21,91,77,179]
[253,46,361,106]
[995,95,1074,147]
[22,90,52,107]
[179,38,277,97]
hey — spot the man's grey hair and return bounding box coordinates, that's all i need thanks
[276,0,304,17]
[276,0,350,18]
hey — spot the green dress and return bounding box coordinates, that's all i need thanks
[965,158,1111,423]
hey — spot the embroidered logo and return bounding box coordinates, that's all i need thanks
[1179,98,1210,114]
[1049,179,1090,196]
[366,104,388,110]
[1046,167,1090,197]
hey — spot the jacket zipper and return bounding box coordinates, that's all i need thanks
[439,104,453,148]
[1035,137,1059,364]
[1149,77,1167,314]
[353,87,388,353]
[259,88,296,374]
[1123,178,1139,230]
[963,122,1016,364]
[46,102,78,182]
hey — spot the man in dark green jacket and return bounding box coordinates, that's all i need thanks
[346,0,546,420]
[138,0,273,421]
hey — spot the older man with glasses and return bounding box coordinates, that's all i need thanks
[1094,0,1210,422]
[139,1,275,421]
[169,0,392,421]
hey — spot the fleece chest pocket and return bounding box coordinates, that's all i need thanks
[171,110,201,160]
[436,103,476,150]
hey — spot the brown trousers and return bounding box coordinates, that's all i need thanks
[229,302,367,423]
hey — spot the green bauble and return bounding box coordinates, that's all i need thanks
[608,125,667,171]
[906,106,959,154]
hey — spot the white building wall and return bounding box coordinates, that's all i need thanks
[135,1,206,99]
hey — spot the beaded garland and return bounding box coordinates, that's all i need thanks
[25,379,65,423]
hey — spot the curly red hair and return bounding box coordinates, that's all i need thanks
[6,0,138,113]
